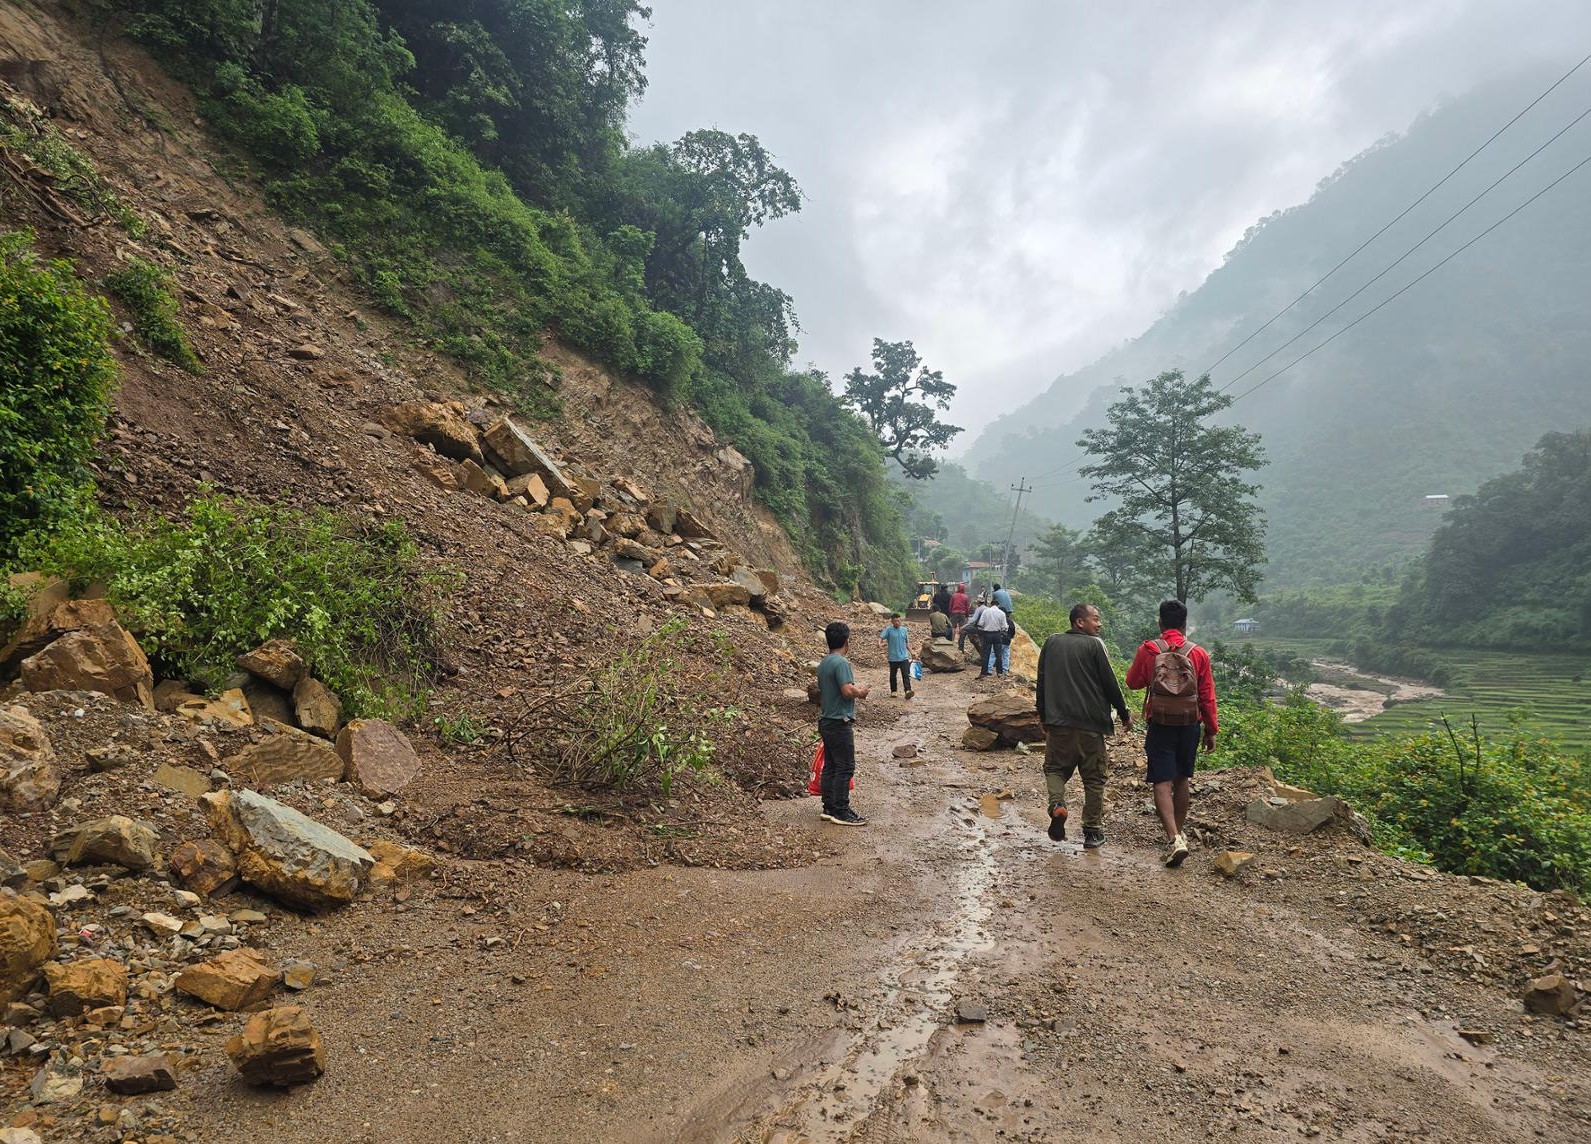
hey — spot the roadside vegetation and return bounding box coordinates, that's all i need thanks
[102,256,202,370]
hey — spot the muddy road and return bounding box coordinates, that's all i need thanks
[180,665,1588,1144]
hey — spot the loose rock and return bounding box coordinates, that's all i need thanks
[51,815,162,871]
[225,1004,326,1086]
[1214,851,1256,878]
[168,838,238,897]
[203,789,374,911]
[1521,973,1578,1017]
[175,948,282,1010]
[966,693,1044,746]
[0,895,56,1004]
[0,704,59,812]
[336,719,422,797]
[43,957,127,1016]
[102,1054,178,1094]
[224,718,344,788]
[20,621,155,708]
[292,676,342,739]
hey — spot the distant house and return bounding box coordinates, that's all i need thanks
[1420,494,1450,509]
[1233,618,1260,636]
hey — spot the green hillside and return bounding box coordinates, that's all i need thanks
[963,72,1591,585]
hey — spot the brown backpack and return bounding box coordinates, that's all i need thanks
[1149,638,1201,725]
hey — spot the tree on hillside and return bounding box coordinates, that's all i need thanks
[1031,523,1090,599]
[843,339,962,479]
[1081,523,1161,604]
[1079,370,1266,603]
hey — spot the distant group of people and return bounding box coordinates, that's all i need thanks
[815,590,1219,868]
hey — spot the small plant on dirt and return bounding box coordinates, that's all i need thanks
[0,95,143,233]
[103,256,202,371]
[505,618,735,797]
[433,710,489,745]
[0,230,118,562]
[10,496,457,719]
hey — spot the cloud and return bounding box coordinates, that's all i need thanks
[628,0,1591,440]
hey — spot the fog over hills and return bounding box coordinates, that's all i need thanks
[963,70,1591,586]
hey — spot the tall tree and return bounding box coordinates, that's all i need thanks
[1031,523,1090,600]
[1078,370,1266,603]
[843,339,962,479]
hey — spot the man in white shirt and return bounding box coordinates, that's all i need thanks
[976,600,1009,678]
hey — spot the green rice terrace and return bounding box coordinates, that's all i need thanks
[1250,638,1591,754]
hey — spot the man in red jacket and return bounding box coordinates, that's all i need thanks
[948,583,970,641]
[1124,599,1218,867]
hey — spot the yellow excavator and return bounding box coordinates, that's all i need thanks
[905,580,941,622]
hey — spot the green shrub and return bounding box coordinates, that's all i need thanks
[0,97,142,233]
[11,497,456,719]
[103,257,201,370]
[0,231,119,562]
[1215,694,1591,893]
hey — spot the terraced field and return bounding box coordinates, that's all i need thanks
[1248,638,1591,753]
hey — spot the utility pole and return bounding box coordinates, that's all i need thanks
[1000,478,1030,586]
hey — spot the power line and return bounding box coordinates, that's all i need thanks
[1198,50,1591,381]
[1019,54,1591,490]
[1215,99,1591,394]
[999,478,1030,584]
[1227,148,1591,403]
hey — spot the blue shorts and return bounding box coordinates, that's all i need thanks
[1144,722,1201,784]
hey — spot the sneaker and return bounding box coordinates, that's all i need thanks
[1165,832,1189,867]
[1082,827,1106,849]
[821,808,869,827]
[1046,805,1068,842]
[904,690,915,699]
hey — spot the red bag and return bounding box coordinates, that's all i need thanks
[806,741,855,796]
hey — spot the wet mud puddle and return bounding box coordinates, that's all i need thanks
[760,806,1001,1142]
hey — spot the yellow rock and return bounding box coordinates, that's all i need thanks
[44,957,127,1016]
[1213,850,1256,878]
[0,894,57,1004]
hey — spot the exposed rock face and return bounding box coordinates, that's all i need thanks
[0,704,59,812]
[203,789,374,911]
[168,838,237,897]
[225,1005,326,1086]
[20,621,154,709]
[481,417,574,500]
[43,957,127,1017]
[966,693,1045,747]
[236,639,306,690]
[102,1054,177,1095]
[921,639,964,674]
[336,719,422,797]
[175,948,282,1010]
[381,400,482,461]
[224,719,345,788]
[292,677,342,739]
[0,895,56,1004]
[51,816,162,871]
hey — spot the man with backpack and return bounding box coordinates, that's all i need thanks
[1125,599,1218,867]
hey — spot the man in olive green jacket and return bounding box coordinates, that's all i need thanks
[1035,603,1132,848]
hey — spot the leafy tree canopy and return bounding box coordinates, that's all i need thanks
[1079,370,1266,603]
[843,339,962,479]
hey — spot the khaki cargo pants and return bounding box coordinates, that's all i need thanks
[1043,726,1109,829]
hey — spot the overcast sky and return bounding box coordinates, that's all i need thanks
[628,1,1590,443]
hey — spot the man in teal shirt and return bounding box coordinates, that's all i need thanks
[879,613,914,699]
[817,621,870,826]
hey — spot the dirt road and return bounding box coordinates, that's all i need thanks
[178,663,1588,1144]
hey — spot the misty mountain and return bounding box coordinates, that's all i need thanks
[963,71,1591,587]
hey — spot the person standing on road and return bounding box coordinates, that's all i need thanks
[1035,604,1132,849]
[949,583,970,641]
[962,595,986,655]
[818,621,871,826]
[1125,599,1218,867]
[879,613,915,699]
[991,583,1014,612]
[976,599,1010,678]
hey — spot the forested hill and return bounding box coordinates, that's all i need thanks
[963,72,1591,586]
[88,0,914,599]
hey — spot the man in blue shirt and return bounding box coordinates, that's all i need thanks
[992,584,1014,612]
[817,621,871,826]
[879,613,915,699]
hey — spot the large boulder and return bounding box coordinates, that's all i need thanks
[480,417,574,499]
[291,677,342,740]
[1521,973,1579,1017]
[336,719,422,797]
[203,789,374,911]
[175,948,282,1011]
[0,895,56,1004]
[236,639,306,690]
[224,719,345,788]
[1246,796,1371,841]
[20,621,154,709]
[674,508,714,539]
[43,957,127,1016]
[380,401,482,462]
[51,815,161,871]
[920,639,964,674]
[0,593,117,675]
[730,567,769,605]
[702,582,752,609]
[0,704,59,812]
[966,693,1044,747]
[644,498,678,535]
[1007,626,1039,681]
[225,1005,326,1087]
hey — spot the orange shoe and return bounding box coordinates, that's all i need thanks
[1047,805,1068,842]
